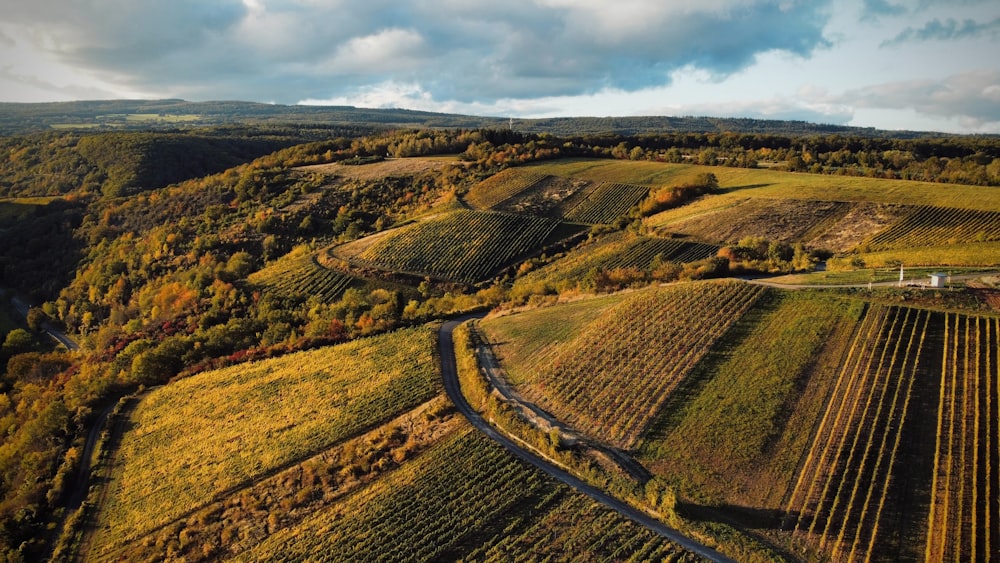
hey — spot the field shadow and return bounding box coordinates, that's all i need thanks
[679,501,782,530]
[679,501,800,560]
[717,183,773,194]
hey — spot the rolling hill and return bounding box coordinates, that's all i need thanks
[2,121,999,562]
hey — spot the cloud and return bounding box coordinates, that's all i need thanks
[0,0,833,105]
[836,69,1000,128]
[881,16,1000,46]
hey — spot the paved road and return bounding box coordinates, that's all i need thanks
[438,316,735,563]
[9,294,79,350]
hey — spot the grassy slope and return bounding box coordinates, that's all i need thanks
[637,291,864,507]
[90,326,439,552]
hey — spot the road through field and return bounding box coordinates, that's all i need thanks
[438,315,735,563]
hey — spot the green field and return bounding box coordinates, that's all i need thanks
[90,326,440,554]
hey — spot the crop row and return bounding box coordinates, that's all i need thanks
[464,492,692,562]
[600,237,719,271]
[236,430,547,560]
[464,169,547,210]
[561,182,649,224]
[239,428,690,561]
[527,281,765,447]
[91,327,440,552]
[925,313,999,563]
[354,210,561,283]
[867,206,1000,250]
[249,253,354,303]
[783,304,934,562]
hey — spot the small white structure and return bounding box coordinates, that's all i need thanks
[929,273,948,288]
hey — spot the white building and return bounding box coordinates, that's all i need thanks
[929,273,948,288]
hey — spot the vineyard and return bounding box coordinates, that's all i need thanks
[350,209,570,283]
[637,292,865,508]
[235,428,690,561]
[599,236,719,270]
[512,232,720,295]
[463,169,547,210]
[89,327,440,554]
[482,281,766,447]
[783,305,934,562]
[925,313,999,563]
[248,252,354,303]
[650,197,853,245]
[559,182,650,224]
[866,205,1000,250]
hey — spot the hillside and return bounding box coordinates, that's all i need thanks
[77,327,692,562]
[479,284,1000,561]
[1,124,999,562]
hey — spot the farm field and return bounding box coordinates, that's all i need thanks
[333,209,578,283]
[512,231,718,295]
[527,159,1000,210]
[463,168,548,210]
[465,169,649,224]
[637,291,865,507]
[483,276,1000,561]
[297,155,460,181]
[89,326,440,555]
[513,159,1000,267]
[235,427,692,562]
[248,250,354,303]
[480,280,766,447]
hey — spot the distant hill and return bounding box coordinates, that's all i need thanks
[0,98,979,139]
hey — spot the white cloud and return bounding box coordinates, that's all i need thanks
[325,29,427,74]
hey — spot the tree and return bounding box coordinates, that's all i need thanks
[2,329,35,357]
[25,308,48,332]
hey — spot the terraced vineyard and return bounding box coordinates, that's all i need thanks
[560,182,649,224]
[464,169,547,210]
[484,281,766,447]
[867,206,1000,250]
[236,429,691,561]
[783,305,934,562]
[90,327,440,554]
[925,313,1000,563]
[350,209,567,283]
[248,252,353,303]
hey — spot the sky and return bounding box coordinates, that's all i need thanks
[1,0,998,134]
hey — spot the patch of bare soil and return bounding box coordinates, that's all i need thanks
[494,176,595,217]
[967,281,1000,312]
[297,157,458,181]
[669,198,850,245]
[808,202,915,253]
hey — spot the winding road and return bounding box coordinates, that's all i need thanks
[8,294,78,350]
[438,316,735,563]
